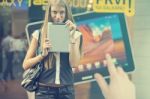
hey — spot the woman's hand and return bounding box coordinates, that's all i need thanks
[94,54,136,99]
[65,20,77,32]
[41,38,52,57]
[65,20,77,43]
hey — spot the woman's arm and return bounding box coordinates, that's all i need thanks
[22,37,44,70]
[65,20,82,67]
[69,32,82,67]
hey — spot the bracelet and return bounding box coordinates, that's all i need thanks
[70,39,76,44]
[70,42,76,44]
[40,51,45,58]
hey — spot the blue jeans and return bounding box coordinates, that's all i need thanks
[35,85,75,99]
[3,52,14,80]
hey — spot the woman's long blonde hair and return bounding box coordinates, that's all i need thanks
[41,0,74,69]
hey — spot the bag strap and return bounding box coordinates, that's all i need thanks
[36,30,41,55]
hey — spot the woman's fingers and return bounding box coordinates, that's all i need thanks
[94,73,108,95]
[117,66,129,79]
[45,43,52,48]
[45,38,51,42]
[45,43,52,47]
[65,20,76,31]
[43,38,52,49]
[106,54,117,76]
[65,20,71,25]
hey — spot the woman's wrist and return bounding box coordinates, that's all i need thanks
[70,38,76,44]
[38,54,45,61]
[40,51,46,58]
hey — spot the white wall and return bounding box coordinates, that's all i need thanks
[132,0,150,99]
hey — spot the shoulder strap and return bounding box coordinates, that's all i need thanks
[36,30,41,55]
[38,30,41,47]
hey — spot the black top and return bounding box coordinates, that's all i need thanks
[36,31,74,85]
[36,30,82,86]
[38,52,74,85]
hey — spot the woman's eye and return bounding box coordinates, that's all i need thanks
[60,11,65,15]
[52,11,57,14]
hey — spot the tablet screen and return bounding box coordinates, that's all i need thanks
[48,23,70,52]
[73,12,135,84]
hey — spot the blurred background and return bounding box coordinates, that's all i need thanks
[0,0,150,99]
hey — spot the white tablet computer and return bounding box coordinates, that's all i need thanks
[47,23,70,52]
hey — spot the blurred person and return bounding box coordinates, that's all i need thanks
[11,32,28,78]
[1,28,15,80]
[12,32,27,64]
[0,20,4,75]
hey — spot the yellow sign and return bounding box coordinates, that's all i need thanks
[93,0,135,16]
[0,0,88,9]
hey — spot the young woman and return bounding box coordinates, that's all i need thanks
[22,0,82,99]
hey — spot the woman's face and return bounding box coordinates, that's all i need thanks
[50,5,66,23]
